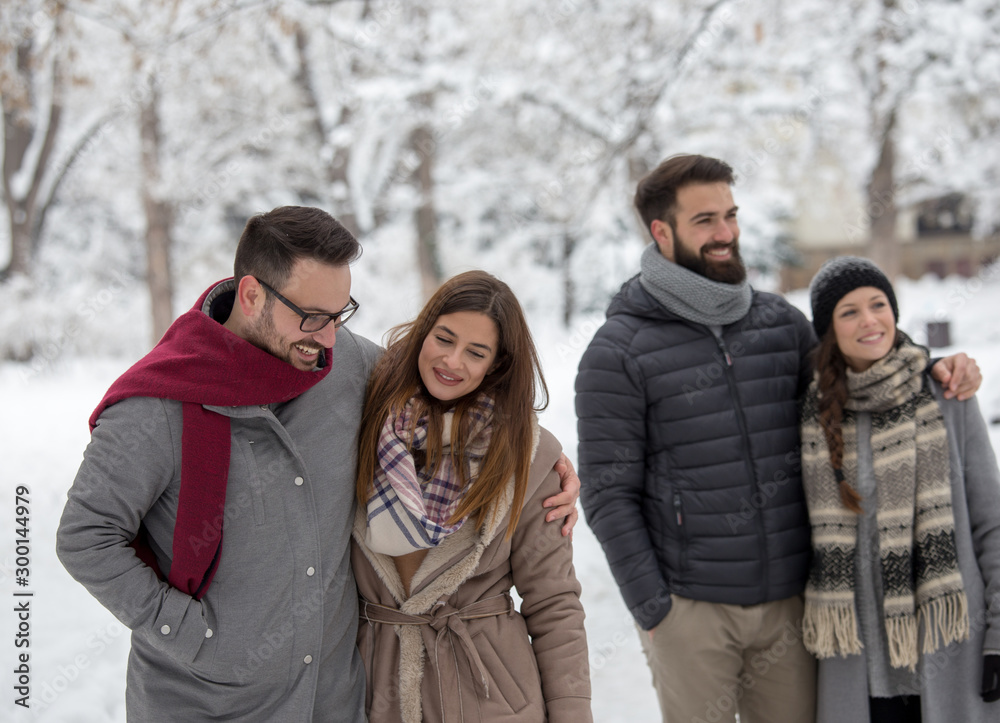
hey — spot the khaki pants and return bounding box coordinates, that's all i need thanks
[638,594,816,723]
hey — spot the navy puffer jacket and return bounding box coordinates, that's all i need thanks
[576,276,817,630]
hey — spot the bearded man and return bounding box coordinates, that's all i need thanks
[575,154,980,723]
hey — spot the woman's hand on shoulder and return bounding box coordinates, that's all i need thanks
[543,453,580,538]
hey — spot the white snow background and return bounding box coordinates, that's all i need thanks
[3,270,1000,722]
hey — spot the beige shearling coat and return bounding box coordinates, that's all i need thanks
[351,425,592,723]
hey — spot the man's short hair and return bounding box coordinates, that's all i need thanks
[233,206,361,289]
[634,154,735,237]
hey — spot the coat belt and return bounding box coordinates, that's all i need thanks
[360,592,514,722]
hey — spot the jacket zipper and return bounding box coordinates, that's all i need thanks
[714,334,769,600]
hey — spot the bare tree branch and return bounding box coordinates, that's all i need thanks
[604,0,733,166]
[32,108,119,247]
[518,89,616,143]
[569,0,735,221]
[23,58,63,223]
[2,44,36,206]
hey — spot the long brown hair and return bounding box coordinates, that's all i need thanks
[356,270,549,540]
[811,325,901,514]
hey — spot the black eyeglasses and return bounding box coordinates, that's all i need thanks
[255,278,359,332]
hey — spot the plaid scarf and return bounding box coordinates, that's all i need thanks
[364,394,494,556]
[801,339,968,671]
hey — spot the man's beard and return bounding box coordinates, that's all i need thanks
[243,306,293,366]
[673,236,746,284]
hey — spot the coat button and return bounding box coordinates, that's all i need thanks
[260,404,268,411]
[294,476,304,486]
[303,655,313,664]
[205,628,213,638]
[306,567,315,577]
[160,625,170,635]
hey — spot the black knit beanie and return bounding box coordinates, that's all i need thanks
[809,256,899,339]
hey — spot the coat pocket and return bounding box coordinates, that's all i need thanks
[472,631,529,713]
[185,600,224,679]
[234,434,267,526]
[673,491,688,576]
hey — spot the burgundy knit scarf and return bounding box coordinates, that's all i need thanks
[90,279,332,599]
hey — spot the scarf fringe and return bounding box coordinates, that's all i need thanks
[884,592,970,672]
[803,601,863,659]
[920,591,970,655]
[886,615,919,672]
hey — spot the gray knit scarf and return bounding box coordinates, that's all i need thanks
[639,243,752,326]
[801,340,969,671]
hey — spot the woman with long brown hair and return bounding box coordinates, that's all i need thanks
[800,256,1000,723]
[351,270,591,723]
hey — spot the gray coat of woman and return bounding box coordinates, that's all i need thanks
[816,379,1000,723]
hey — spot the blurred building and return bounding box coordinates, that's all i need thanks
[780,181,1000,292]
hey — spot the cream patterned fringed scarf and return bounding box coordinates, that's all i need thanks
[364,394,494,556]
[801,340,969,671]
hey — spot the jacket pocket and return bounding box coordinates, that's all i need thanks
[673,491,688,576]
[234,434,267,526]
[185,600,225,679]
[472,631,529,713]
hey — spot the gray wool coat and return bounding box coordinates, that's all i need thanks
[57,283,381,722]
[814,380,1000,723]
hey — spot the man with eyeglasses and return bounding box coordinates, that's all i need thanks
[57,206,579,722]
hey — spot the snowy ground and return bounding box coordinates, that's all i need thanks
[3,274,1000,722]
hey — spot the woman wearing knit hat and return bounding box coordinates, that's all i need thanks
[801,256,1000,723]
